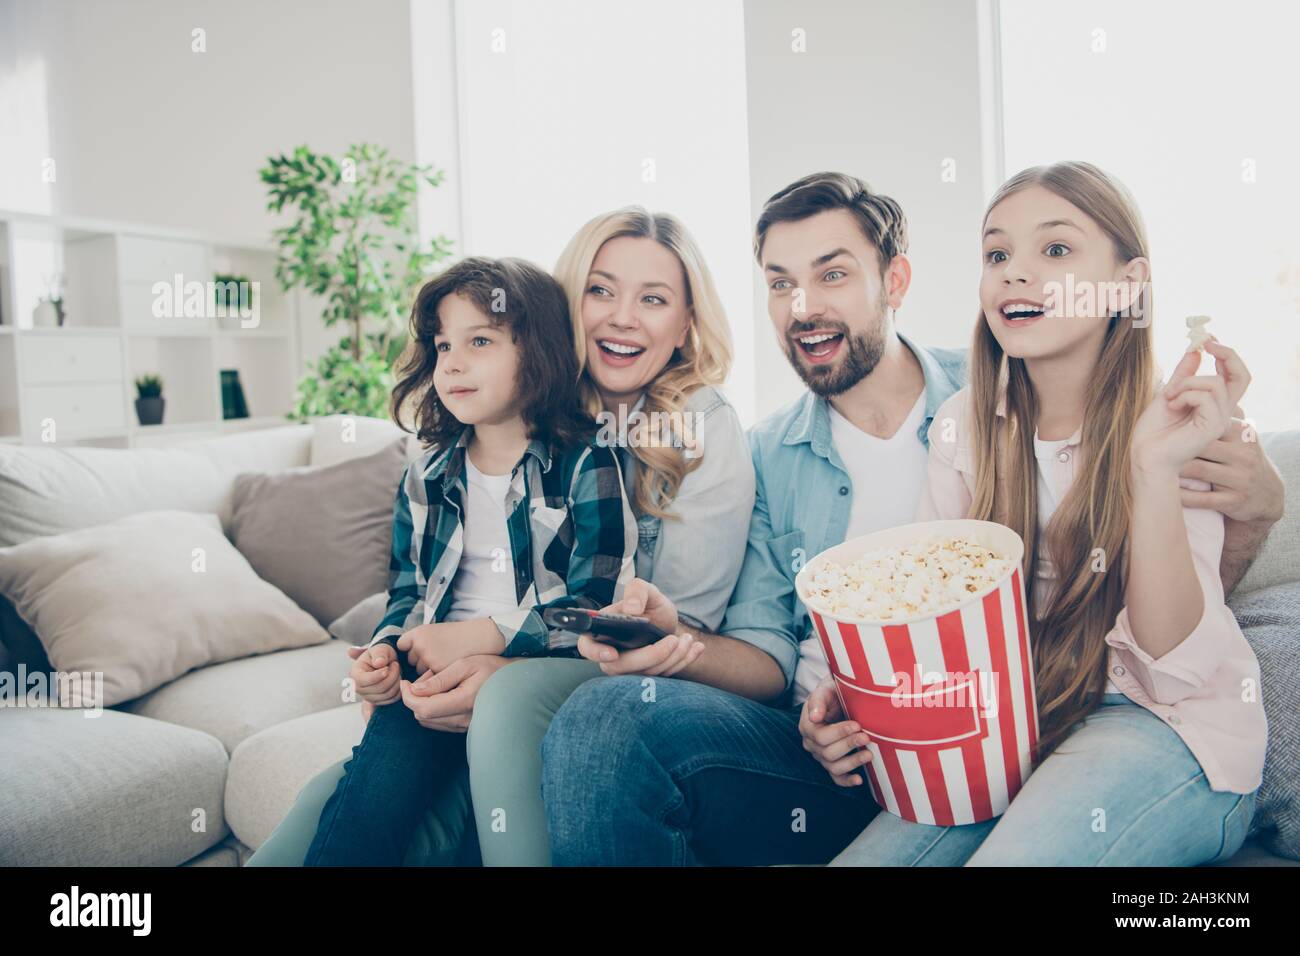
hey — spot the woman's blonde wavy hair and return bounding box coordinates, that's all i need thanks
[967,161,1156,763]
[553,207,733,520]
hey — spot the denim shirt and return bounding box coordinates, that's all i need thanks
[613,385,756,632]
[718,333,967,696]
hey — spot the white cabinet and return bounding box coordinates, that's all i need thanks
[20,383,127,437]
[20,334,124,384]
[117,236,210,285]
[0,211,303,447]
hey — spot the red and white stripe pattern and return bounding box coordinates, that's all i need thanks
[808,567,1040,826]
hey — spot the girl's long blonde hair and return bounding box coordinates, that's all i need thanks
[968,161,1156,762]
[554,207,733,519]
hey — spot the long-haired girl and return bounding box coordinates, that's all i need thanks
[831,161,1266,866]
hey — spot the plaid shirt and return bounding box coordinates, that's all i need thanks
[367,427,637,658]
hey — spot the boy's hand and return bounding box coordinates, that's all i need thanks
[799,677,872,787]
[347,642,401,706]
[396,618,506,675]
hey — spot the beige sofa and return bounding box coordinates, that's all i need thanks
[0,416,410,866]
[0,420,1296,866]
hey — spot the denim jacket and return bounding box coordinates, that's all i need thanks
[718,334,967,696]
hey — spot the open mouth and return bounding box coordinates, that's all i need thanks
[597,339,646,358]
[1000,302,1046,323]
[794,331,844,361]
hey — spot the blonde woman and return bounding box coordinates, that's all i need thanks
[248,207,755,867]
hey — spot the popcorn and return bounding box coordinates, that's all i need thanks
[802,536,1014,621]
[1185,315,1212,352]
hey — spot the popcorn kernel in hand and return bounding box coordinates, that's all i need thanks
[1185,315,1212,352]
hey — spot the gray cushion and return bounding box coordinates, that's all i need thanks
[0,510,329,707]
[182,834,247,867]
[328,591,389,645]
[1229,580,1300,860]
[229,438,408,627]
[225,703,364,851]
[0,707,229,866]
[120,640,354,754]
[1236,429,1300,596]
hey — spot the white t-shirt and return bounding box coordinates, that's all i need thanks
[792,392,929,705]
[1032,432,1122,695]
[438,455,520,624]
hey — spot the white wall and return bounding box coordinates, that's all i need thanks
[743,0,997,421]
[448,0,757,425]
[0,0,419,241]
[0,0,440,377]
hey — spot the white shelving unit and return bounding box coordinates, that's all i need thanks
[0,209,305,447]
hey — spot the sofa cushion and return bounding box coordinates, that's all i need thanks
[310,414,414,467]
[229,438,408,627]
[0,707,229,866]
[0,510,329,707]
[328,591,388,645]
[183,835,247,867]
[1229,580,1300,861]
[225,702,365,851]
[0,423,311,548]
[121,640,353,753]
[1236,429,1300,596]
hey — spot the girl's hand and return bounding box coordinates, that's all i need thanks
[361,698,374,724]
[399,655,516,732]
[798,678,872,787]
[1132,344,1234,476]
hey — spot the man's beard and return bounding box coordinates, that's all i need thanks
[783,294,889,398]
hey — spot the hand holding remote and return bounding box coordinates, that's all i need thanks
[577,578,705,677]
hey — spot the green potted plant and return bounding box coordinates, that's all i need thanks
[260,143,454,420]
[213,272,254,330]
[134,373,165,426]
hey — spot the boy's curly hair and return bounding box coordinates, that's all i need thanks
[391,256,597,454]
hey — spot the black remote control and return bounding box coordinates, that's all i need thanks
[542,607,672,650]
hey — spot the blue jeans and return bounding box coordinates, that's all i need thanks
[828,694,1258,866]
[304,657,481,867]
[540,675,881,865]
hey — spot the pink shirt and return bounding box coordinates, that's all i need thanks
[918,387,1266,794]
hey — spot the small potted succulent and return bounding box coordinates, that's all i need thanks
[134,373,165,426]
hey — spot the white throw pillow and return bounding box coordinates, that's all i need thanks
[0,510,328,706]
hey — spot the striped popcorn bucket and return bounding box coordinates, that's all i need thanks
[795,519,1039,826]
